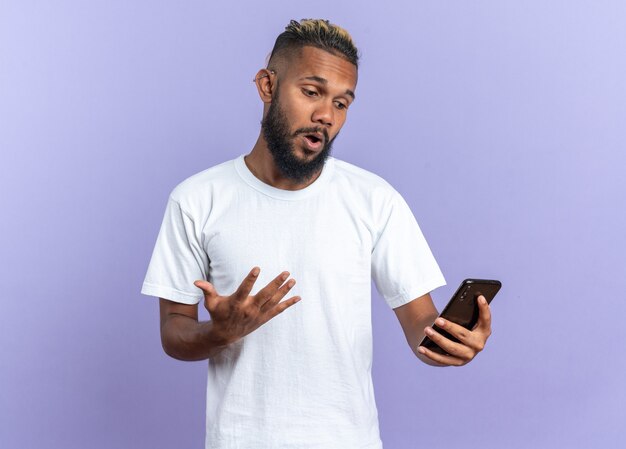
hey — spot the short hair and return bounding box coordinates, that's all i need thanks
[268,19,359,69]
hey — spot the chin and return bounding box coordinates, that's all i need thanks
[299,148,318,159]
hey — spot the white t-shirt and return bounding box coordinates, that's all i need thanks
[141,154,446,449]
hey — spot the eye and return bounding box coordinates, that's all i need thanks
[334,101,348,110]
[302,88,318,97]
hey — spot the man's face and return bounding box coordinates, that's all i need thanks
[261,46,358,183]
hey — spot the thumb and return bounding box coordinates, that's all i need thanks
[194,280,218,298]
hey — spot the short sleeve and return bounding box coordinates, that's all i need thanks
[141,197,209,304]
[371,191,446,309]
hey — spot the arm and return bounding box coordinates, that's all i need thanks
[159,267,301,361]
[393,293,445,366]
[159,299,233,361]
[394,293,492,367]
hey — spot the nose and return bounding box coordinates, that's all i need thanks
[311,100,334,128]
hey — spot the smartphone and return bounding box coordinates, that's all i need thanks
[419,279,502,355]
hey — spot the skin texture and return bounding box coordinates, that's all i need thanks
[160,268,300,361]
[159,46,492,365]
[394,293,492,367]
[245,46,357,190]
[260,77,337,183]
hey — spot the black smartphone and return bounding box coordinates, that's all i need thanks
[419,279,502,355]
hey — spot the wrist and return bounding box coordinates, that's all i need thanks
[205,321,239,347]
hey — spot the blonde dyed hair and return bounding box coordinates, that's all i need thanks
[268,19,359,68]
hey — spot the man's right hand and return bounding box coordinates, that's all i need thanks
[193,267,301,346]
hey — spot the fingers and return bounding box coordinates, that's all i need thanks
[431,318,487,353]
[425,295,492,360]
[475,295,492,333]
[417,344,467,367]
[194,279,220,310]
[264,295,302,320]
[233,267,261,301]
[252,271,291,307]
[259,277,297,312]
[432,295,491,351]
[194,280,218,298]
[423,325,476,360]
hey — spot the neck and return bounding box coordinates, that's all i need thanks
[245,133,323,191]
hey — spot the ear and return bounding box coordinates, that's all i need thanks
[253,69,276,104]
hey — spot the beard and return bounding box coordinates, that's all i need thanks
[261,90,337,184]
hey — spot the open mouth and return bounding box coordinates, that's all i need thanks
[301,133,324,150]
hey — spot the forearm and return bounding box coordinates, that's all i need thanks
[160,314,236,361]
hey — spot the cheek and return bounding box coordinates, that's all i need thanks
[282,87,314,115]
[283,105,315,133]
[332,113,347,133]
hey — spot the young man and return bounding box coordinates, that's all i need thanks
[142,19,492,449]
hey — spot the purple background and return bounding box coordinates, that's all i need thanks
[1,1,625,448]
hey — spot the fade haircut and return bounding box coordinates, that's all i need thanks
[268,19,359,69]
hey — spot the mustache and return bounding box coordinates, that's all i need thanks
[293,127,329,143]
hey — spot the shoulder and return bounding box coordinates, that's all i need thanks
[168,157,238,215]
[330,157,400,202]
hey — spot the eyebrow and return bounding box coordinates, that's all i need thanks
[300,75,356,100]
